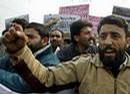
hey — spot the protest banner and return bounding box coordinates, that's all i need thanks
[44,14,80,32]
[112,6,130,30]
[59,4,89,21]
[88,15,101,34]
[113,6,130,18]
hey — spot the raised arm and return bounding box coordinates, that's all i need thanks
[2,25,78,92]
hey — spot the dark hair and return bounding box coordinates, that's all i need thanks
[126,31,130,37]
[26,22,49,38]
[2,29,8,35]
[97,15,128,34]
[50,29,64,38]
[70,20,92,43]
[12,18,29,30]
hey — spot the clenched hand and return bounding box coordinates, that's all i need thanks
[2,24,28,54]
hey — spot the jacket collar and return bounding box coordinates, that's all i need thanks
[34,43,51,57]
[125,52,130,67]
[91,54,104,67]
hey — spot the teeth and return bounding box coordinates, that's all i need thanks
[105,50,114,53]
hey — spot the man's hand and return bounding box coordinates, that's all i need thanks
[45,16,60,27]
[2,24,28,54]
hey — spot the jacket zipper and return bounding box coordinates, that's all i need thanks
[114,78,117,94]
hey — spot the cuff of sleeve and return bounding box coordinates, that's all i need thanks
[10,45,47,84]
[11,46,29,57]
[10,46,33,65]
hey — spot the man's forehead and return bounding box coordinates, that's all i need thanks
[24,28,38,34]
[81,26,92,32]
[100,24,125,34]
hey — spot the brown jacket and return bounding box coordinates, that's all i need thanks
[12,46,130,94]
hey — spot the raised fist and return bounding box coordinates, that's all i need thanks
[2,24,28,54]
[45,16,60,27]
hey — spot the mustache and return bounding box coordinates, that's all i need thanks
[88,37,94,41]
[102,45,116,52]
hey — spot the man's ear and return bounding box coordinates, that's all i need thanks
[41,36,49,44]
[74,35,79,42]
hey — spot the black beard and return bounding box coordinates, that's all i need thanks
[99,46,126,77]
[27,40,43,53]
[28,44,39,53]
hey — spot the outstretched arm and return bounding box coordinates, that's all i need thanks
[44,16,60,28]
[11,46,78,92]
[2,25,78,92]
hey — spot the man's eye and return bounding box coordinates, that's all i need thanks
[84,32,90,35]
[27,35,35,39]
[51,35,60,38]
[56,35,60,38]
[111,34,120,39]
[99,34,107,39]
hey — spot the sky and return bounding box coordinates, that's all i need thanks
[0,0,130,35]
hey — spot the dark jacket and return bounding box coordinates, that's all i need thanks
[57,43,98,62]
[126,45,130,55]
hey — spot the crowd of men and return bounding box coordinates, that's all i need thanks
[0,15,130,94]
